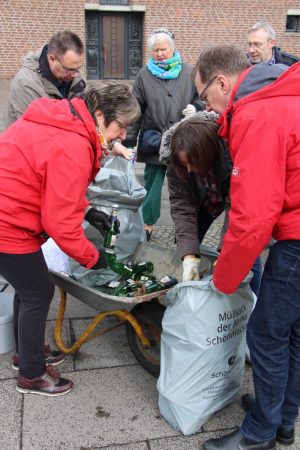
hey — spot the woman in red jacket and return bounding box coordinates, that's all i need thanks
[0,82,140,396]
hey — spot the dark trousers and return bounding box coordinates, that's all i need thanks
[0,250,54,378]
[197,206,262,296]
[242,240,300,440]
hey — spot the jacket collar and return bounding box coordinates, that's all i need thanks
[217,66,255,141]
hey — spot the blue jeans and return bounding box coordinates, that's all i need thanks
[249,256,262,296]
[241,240,300,441]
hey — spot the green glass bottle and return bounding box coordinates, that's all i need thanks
[143,276,178,294]
[131,261,154,274]
[105,249,134,278]
[104,207,119,249]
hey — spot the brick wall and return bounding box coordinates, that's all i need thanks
[0,0,299,79]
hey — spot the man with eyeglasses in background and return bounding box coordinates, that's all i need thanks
[5,30,86,128]
[247,21,299,66]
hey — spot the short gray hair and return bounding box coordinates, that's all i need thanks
[48,31,84,56]
[147,28,175,52]
[82,82,140,127]
[248,21,276,40]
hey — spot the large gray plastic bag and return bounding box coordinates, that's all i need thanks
[69,156,147,286]
[157,278,255,435]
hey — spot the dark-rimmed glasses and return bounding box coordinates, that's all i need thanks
[198,75,218,105]
[115,119,128,133]
[55,55,84,74]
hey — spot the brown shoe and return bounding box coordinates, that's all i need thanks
[12,344,65,370]
[16,365,73,397]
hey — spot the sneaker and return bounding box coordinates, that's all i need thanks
[16,365,73,397]
[12,344,65,371]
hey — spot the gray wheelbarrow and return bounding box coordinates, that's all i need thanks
[50,242,217,377]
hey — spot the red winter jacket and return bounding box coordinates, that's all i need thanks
[213,62,300,294]
[0,97,101,269]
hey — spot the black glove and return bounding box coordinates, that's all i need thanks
[85,208,112,235]
[90,250,108,270]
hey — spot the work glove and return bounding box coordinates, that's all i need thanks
[85,208,113,235]
[90,249,108,270]
[182,257,201,281]
[182,104,196,118]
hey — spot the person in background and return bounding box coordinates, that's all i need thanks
[194,43,300,450]
[132,28,202,241]
[160,114,262,296]
[0,82,140,397]
[5,30,86,128]
[247,21,299,66]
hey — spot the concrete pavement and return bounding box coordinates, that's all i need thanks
[0,80,299,450]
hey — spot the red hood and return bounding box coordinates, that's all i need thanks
[218,61,300,141]
[23,97,101,177]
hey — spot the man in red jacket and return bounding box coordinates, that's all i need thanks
[194,45,300,449]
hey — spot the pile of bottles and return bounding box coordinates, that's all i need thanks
[99,207,177,297]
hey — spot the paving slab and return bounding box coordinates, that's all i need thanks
[71,317,137,370]
[149,431,231,450]
[94,443,148,450]
[21,366,177,450]
[0,378,22,450]
[48,287,98,321]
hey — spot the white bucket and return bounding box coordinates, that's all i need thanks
[0,293,15,354]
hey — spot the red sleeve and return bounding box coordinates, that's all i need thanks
[40,137,99,268]
[213,114,286,293]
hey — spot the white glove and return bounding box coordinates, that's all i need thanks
[182,104,196,118]
[182,258,201,281]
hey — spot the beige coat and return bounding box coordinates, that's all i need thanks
[5,47,85,128]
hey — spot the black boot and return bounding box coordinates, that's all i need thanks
[241,393,255,412]
[276,427,295,445]
[202,428,277,450]
[240,396,295,446]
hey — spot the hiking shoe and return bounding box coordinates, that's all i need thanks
[12,344,65,371]
[16,365,73,397]
[276,427,295,445]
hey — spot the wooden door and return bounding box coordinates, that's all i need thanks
[102,15,126,79]
[86,12,143,80]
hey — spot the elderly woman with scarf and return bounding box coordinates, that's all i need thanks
[131,28,201,240]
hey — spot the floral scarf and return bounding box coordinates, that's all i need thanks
[147,51,182,79]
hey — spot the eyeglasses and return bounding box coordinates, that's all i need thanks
[247,41,265,49]
[55,55,84,74]
[115,119,128,133]
[198,75,218,105]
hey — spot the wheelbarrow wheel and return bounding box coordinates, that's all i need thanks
[126,301,166,377]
